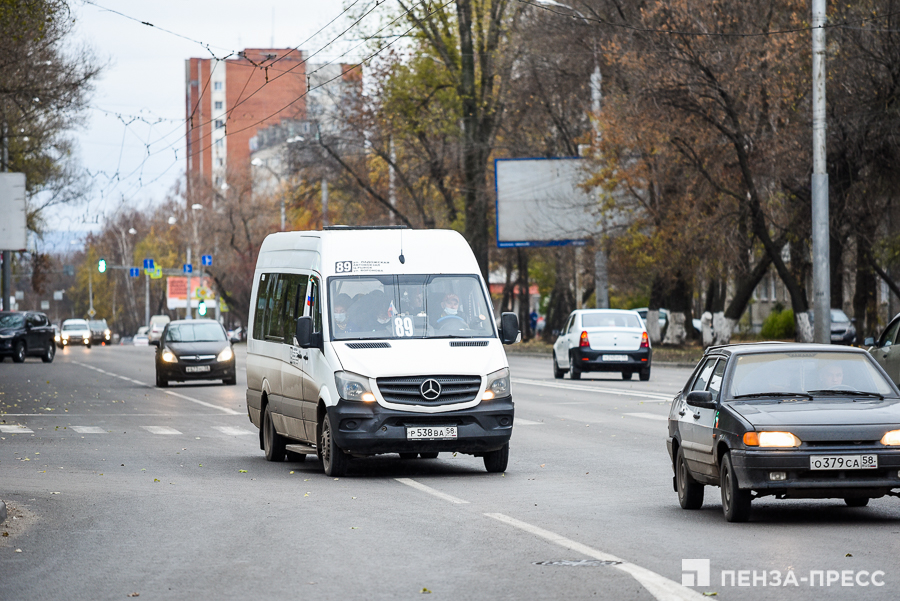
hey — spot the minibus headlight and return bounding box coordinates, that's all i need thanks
[483,368,510,401]
[335,371,374,402]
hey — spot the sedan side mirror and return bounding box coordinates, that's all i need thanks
[150,339,160,348]
[864,337,875,347]
[685,390,716,409]
[499,312,519,345]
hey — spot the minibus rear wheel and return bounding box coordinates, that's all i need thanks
[263,403,286,462]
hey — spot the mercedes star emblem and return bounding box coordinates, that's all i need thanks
[420,379,442,400]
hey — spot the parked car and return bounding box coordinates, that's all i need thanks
[0,311,56,363]
[132,333,150,346]
[88,319,112,345]
[808,308,857,345]
[552,309,651,381]
[153,319,236,387]
[668,343,900,522]
[634,307,668,332]
[148,314,170,344]
[60,319,92,348]
[227,326,245,343]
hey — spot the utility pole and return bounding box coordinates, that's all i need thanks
[144,273,150,327]
[185,247,192,320]
[811,0,831,343]
[1,119,10,311]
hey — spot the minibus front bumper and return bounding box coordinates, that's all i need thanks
[329,397,514,456]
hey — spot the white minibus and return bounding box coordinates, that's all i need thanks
[245,226,519,476]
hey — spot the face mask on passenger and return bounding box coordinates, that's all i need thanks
[444,307,458,316]
[334,312,347,323]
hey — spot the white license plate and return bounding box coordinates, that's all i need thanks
[601,355,628,362]
[407,426,457,440]
[810,455,878,470]
[185,365,211,373]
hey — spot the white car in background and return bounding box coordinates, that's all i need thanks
[552,309,652,381]
[60,319,92,348]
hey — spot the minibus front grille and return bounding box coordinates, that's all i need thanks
[376,375,482,406]
[346,342,392,349]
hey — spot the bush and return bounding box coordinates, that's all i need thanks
[761,308,795,339]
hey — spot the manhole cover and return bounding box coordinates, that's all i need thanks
[534,560,622,567]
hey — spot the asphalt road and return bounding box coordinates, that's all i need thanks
[2,345,899,600]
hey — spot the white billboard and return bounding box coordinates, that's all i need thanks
[0,173,26,250]
[495,158,597,247]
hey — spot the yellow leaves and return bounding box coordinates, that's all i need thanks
[239,469,247,473]
[420,588,432,594]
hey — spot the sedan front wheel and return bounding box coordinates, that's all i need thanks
[720,452,751,522]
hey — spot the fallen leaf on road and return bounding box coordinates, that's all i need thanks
[289,471,294,474]
[127,593,140,597]
[420,588,431,594]
[239,470,247,473]
[702,593,717,597]
[845,553,852,557]
[153,479,160,482]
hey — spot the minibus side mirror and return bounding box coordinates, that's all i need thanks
[499,312,519,345]
[295,316,313,348]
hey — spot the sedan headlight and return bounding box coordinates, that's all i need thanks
[217,346,234,362]
[161,349,178,363]
[881,430,900,446]
[104,329,111,339]
[743,431,802,448]
[335,371,375,402]
[0,333,13,339]
[482,367,511,401]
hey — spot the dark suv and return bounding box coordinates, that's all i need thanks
[89,319,112,345]
[0,311,56,363]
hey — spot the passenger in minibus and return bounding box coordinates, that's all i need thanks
[332,294,357,334]
[436,293,467,329]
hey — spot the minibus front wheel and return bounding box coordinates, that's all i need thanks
[321,413,349,477]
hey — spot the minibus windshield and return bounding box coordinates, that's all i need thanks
[328,274,496,340]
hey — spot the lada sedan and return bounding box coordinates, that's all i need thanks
[552,309,651,380]
[153,319,236,387]
[667,343,900,522]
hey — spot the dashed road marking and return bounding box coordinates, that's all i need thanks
[140,426,182,435]
[212,426,254,436]
[484,513,705,601]
[515,418,544,425]
[512,377,672,401]
[395,478,469,504]
[70,426,108,434]
[623,412,668,422]
[0,425,33,434]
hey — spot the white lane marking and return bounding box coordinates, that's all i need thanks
[0,425,33,433]
[485,513,705,601]
[512,377,672,401]
[72,361,240,415]
[70,426,108,434]
[515,418,544,425]
[624,412,668,422]
[395,478,469,504]
[212,426,254,436]
[141,426,182,435]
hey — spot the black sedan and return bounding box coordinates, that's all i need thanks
[667,343,900,522]
[153,319,236,387]
[0,311,56,363]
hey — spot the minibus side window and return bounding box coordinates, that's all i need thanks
[252,273,271,341]
[281,274,309,343]
[264,275,286,342]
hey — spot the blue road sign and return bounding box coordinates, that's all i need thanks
[129,268,140,277]
[143,258,154,270]
[201,254,213,267]
[183,264,193,274]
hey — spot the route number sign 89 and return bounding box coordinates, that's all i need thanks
[335,261,353,273]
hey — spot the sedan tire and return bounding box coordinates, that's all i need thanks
[622,372,633,381]
[676,447,704,510]
[720,452,752,522]
[568,353,582,380]
[552,352,566,379]
[155,371,168,388]
[639,368,651,382]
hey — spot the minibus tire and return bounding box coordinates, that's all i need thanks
[321,413,348,477]
[483,443,509,473]
[263,403,286,462]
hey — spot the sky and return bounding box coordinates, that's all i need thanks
[43,0,377,248]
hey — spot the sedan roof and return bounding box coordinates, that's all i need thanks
[705,342,868,357]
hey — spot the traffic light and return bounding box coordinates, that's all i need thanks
[198,300,207,316]
[98,258,107,273]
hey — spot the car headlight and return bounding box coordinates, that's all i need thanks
[104,329,111,339]
[161,349,178,363]
[881,430,900,446]
[61,333,69,339]
[335,371,375,402]
[743,431,802,448]
[217,346,234,362]
[482,367,510,401]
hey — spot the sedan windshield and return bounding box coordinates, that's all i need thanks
[166,323,226,342]
[0,314,24,329]
[730,352,895,398]
[328,274,494,341]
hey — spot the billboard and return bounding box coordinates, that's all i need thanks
[166,276,216,310]
[495,157,598,248]
[0,173,27,250]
